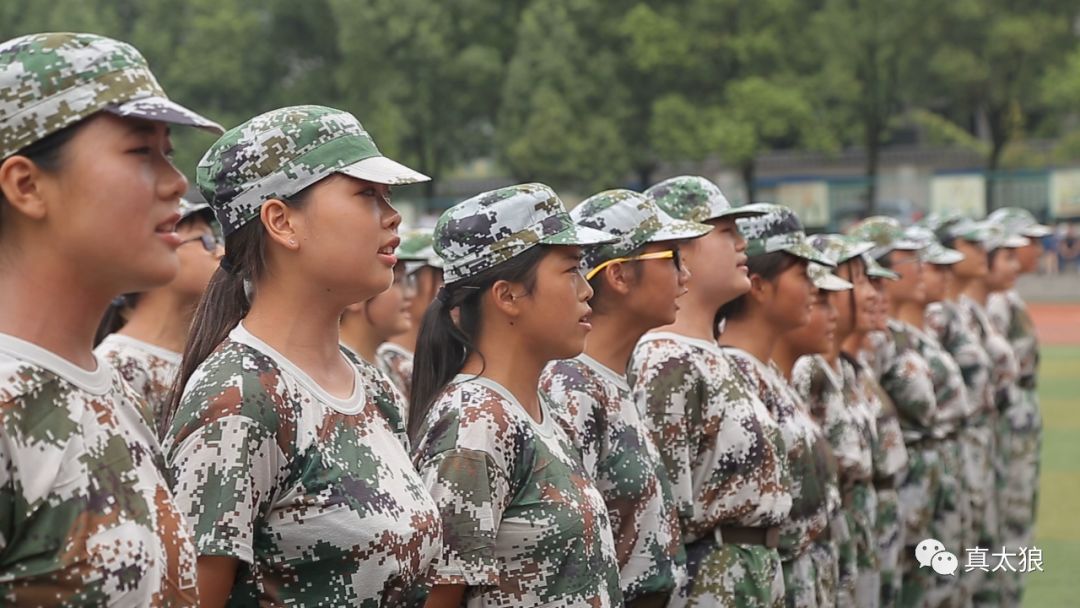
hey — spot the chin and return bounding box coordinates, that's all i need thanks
[127,258,181,292]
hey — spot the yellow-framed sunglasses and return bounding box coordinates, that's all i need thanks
[584,248,682,281]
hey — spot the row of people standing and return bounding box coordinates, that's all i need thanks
[0,31,1044,608]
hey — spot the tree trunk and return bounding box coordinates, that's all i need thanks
[865,128,880,216]
[741,160,757,204]
[985,140,1004,212]
[636,162,655,191]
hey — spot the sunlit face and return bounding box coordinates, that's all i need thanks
[365,263,415,338]
[922,263,952,303]
[172,215,224,300]
[682,217,749,305]
[952,239,988,279]
[883,249,924,306]
[514,246,594,361]
[869,278,890,331]
[761,258,813,332]
[1016,241,1041,274]
[834,258,875,336]
[987,248,1021,292]
[406,265,443,329]
[781,289,836,357]
[15,113,189,295]
[289,175,401,304]
[622,241,691,328]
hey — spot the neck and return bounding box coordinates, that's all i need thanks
[719,311,778,365]
[388,325,418,354]
[0,255,114,368]
[654,290,718,343]
[340,324,383,364]
[961,278,989,306]
[841,330,866,359]
[772,339,805,380]
[461,322,547,420]
[896,300,926,329]
[584,310,649,376]
[118,290,196,353]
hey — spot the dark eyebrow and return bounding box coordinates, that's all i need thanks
[128,123,171,137]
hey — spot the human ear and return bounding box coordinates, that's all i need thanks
[260,198,300,250]
[0,156,50,221]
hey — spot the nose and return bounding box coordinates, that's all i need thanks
[578,271,594,302]
[734,233,747,252]
[678,261,691,286]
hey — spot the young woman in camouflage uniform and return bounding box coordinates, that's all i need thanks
[377,227,444,403]
[629,176,791,608]
[408,183,624,608]
[0,32,223,605]
[539,189,709,607]
[853,257,910,608]
[162,105,442,607]
[986,208,1050,606]
[791,236,882,608]
[95,198,222,428]
[718,206,840,608]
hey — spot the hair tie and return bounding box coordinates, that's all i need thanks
[219,257,237,275]
[435,286,450,304]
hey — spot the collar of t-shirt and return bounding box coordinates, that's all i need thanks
[576,353,630,393]
[101,333,182,365]
[231,322,366,415]
[450,373,555,438]
[0,332,113,395]
[640,330,725,357]
[376,342,414,361]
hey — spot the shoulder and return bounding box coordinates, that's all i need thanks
[416,380,530,459]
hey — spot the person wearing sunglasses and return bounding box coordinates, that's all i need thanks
[95,198,223,428]
[629,177,790,608]
[539,189,710,607]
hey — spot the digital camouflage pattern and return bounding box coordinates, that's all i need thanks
[570,189,711,274]
[987,207,1053,239]
[645,175,774,223]
[95,333,181,427]
[397,227,443,272]
[723,348,833,608]
[903,226,965,265]
[539,354,687,601]
[792,354,875,607]
[411,375,623,607]
[165,325,441,607]
[737,206,836,266]
[196,105,429,236]
[987,290,1041,606]
[433,183,615,284]
[864,254,900,281]
[376,341,414,405]
[0,333,198,605]
[628,332,790,608]
[845,216,923,261]
[0,32,221,160]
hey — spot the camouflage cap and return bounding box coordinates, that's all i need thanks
[645,175,774,223]
[397,227,443,272]
[0,32,222,160]
[808,233,874,265]
[808,263,853,291]
[934,216,992,244]
[863,253,900,280]
[435,183,616,284]
[904,225,964,265]
[846,216,923,259]
[178,197,212,222]
[735,204,836,266]
[196,105,429,236]
[570,189,711,274]
[983,222,1029,251]
[987,207,1052,238]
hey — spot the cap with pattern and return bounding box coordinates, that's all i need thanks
[178,197,212,222]
[846,216,923,259]
[196,105,429,236]
[932,216,993,245]
[570,189,711,274]
[645,175,774,223]
[904,226,964,265]
[983,222,1029,251]
[397,227,443,271]
[808,263,853,291]
[808,233,874,265]
[863,253,900,280]
[0,32,222,160]
[435,183,616,284]
[987,207,1052,239]
[736,204,835,266]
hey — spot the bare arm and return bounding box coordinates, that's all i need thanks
[424,584,467,608]
[196,556,240,608]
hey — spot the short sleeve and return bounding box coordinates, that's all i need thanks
[419,448,509,587]
[540,362,606,479]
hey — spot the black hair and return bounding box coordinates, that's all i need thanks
[836,256,867,332]
[717,251,801,324]
[585,246,645,316]
[408,245,547,443]
[161,188,313,438]
[0,122,85,210]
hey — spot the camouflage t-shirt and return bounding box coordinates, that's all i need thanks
[852,355,908,482]
[0,333,198,605]
[926,300,992,421]
[540,354,687,600]
[986,290,1038,382]
[958,295,1019,399]
[376,342,413,406]
[95,333,181,426]
[165,324,441,607]
[878,320,938,443]
[340,342,410,450]
[723,348,832,561]
[792,355,873,486]
[628,333,791,542]
[412,375,623,607]
[906,324,969,438]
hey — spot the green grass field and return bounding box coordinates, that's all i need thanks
[1023,346,1080,606]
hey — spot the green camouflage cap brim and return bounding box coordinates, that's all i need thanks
[736,204,836,267]
[397,227,444,271]
[983,222,1030,251]
[196,105,429,236]
[435,183,616,284]
[938,217,992,244]
[987,207,1052,238]
[808,233,874,265]
[904,225,964,265]
[846,216,924,259]
[808,263,853,291]
[0,32,222,160]
[571,189,711,273]
[863,253,900,280]
[644,175,772,223]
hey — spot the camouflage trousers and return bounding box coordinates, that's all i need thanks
[834,510,857,608]
[959,421,1002,607]
[677,536,785,608]
[876,486,905,608]
[997,387,1042,607]
[851,482,881,608]
[928,437,968,608]
[899,444,942,608]
[782,540,839,608]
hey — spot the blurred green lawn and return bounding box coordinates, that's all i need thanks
[1024,346,1080,606]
